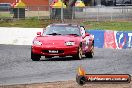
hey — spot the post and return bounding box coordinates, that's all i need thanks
[61,0,64,23]
[72,6,74,20]
[49,0,51,19]
[38,6,40,19]
[110,7,113,21]
[18,8,19,20]
[27,6,29,19]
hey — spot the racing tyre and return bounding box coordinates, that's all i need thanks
[85,52,93,58]
[31,51,41,61]
[85,45,94,58]
[73,46,83,60]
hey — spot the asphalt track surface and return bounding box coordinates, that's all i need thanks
[0,45,132,85]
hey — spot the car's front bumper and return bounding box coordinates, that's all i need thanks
[31,45,78,57]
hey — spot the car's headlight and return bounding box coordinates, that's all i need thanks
[33,41,42,45]
[65,42,75,46]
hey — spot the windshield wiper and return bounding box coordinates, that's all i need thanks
[67,34,79,36]
[47,33,61,35]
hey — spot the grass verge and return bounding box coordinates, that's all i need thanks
[0,18,52,28]
[0,19,131,31]
[81,21,132,31]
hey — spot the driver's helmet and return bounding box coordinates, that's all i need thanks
[80,26,85,37]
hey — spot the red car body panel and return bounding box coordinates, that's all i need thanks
[32,35,82,56]
[31,24,94,58]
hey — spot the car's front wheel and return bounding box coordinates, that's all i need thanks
[85,44,94,58]
[73,46,83,60]
[31,51,41,61]
[85,52,93,58]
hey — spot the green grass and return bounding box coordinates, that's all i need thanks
[81,21,132,31]
[0,19,39,28]
[0,12,13,18]
[0,18,51,28]
[0,19,132,31]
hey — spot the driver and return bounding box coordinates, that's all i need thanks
[80,26,90,45]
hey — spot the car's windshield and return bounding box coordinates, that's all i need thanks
[43,25,81,36]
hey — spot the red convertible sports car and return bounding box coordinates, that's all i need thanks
[31,24,94,61]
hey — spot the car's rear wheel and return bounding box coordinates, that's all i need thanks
[85,44,94,58]
[73,46,83,60]
[31,51,41,61]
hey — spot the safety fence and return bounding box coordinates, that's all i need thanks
[0,6,50,19]
[73,6,132,21]
[0,6,132,22]
[86,30,132,49]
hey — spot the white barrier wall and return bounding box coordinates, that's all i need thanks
[0,27,42,45]
[0,27,132,49]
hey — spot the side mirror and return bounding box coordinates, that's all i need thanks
[82,33,90,39]
[37,32,41,36]
[85,33,90,36]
